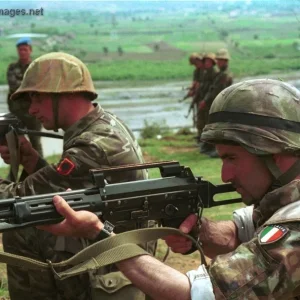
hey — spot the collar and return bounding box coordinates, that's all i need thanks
[253,180,300,227]
[63,104,104,148]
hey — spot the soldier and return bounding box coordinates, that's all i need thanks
[43,79,300,299]
[197,52,218,153]
[0,52,155,300]
[6,37,43,158]
[199,48,233,158]
[185,53,205,138]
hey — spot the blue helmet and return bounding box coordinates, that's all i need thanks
[16,37,32,47]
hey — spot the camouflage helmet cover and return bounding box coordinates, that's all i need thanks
[201,79,300,155]
[203,52,216,64]
[189,52,202,64]
[11,52,98,100]
[216,48,230,60]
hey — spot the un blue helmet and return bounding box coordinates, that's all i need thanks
[16,37,32,47]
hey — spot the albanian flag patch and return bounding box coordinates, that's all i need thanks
[56,158,76,176]
[259,225,289,245]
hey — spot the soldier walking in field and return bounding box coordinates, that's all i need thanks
[199,48,233,158]
[197,52,218,153]
[6,37,43,159]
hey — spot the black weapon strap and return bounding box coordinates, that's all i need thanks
[0,227,206,280]
[5,128,20,182]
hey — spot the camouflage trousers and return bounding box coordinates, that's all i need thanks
[3,226,156,300]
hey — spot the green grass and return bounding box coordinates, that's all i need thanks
[0,10,299,83]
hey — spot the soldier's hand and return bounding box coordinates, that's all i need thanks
[198,101,206,110]
[37,194,104,240]
[19,136,40,174]
[164,214,198,253]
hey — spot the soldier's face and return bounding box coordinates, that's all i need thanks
[28,93,55,129]
[17,45,32,61]
[204,58,214,69]
[216,144,272,205]
[194,60,203,69]
[217,59,228,69]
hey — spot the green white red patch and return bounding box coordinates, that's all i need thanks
[56,158,75,176]
[259,225,288,245]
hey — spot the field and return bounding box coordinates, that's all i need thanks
[0,1,299,83]
[0,132,243,298]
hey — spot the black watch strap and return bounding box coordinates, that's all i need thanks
[97,221,115,240]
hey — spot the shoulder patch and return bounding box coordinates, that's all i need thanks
[259,225,289,245]
[56,158,76,176]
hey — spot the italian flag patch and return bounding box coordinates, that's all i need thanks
[259,225,288,245]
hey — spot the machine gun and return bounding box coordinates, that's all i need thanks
[0,113,63,181]
[0,161,241,232]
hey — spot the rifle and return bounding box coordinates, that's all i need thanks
[178,93,191,103]
[0,113,63,182]
[0,161,241,232]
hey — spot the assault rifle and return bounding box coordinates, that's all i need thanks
[0,113,63,140]
[0,113,63,181]
[0,161,241,232]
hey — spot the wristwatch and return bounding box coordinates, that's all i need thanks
[97,220,115,240]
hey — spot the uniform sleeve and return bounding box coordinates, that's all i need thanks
[233,205,255,243]
[6,64,21,93]
[187,265,215,300]
[208,223,300,299]
[0,142,110,198]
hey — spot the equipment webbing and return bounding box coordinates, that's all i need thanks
[0,227,204,280]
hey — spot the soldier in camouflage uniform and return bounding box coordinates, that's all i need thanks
[196,52,218,153]
[6,37,43,157]
[47,79,300,299]
[200,48,233,158]
[186,53,205,140]
[0,52,155,300]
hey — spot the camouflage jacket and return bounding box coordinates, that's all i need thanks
[194,66,218,103]
[203,66,233,108]
[1,104,150,300]
[209,180,300,299]
[193,68,205,83]
[6,60,31,98]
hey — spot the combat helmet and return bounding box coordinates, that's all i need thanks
[11,52,98,131]
[202,79,300,201]
[189,53,203,65]
[11,52,97,101]
[203,52,216,64]
[216,48,230,60]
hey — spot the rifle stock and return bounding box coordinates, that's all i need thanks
[0,161,242,232]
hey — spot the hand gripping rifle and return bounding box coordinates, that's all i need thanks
[0,113,63,182]
[0,161,242,278]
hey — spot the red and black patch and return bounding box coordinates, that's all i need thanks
[56,158,76,176]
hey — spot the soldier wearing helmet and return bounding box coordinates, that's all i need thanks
[42,79,300,299]
[196,52,218,152]
[199,48,233,157]
[0,52,155,300]
[6,37,44,162]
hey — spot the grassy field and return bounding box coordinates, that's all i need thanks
[0,2,299,83]
[0,132,243,297]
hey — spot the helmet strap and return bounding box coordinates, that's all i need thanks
[261,156,300,191]
[51,94,59,132]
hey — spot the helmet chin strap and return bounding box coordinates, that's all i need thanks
[261,156,300,192]
[51,94,59,132]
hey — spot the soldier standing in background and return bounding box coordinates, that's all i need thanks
[6,37,43,157]
[197,52,218,153]
[199,48,233,158]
